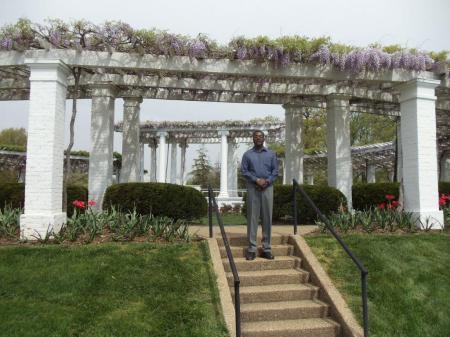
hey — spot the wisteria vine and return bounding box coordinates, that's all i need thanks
[0,18,448,75]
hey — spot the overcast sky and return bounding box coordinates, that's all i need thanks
[0,0,449,176]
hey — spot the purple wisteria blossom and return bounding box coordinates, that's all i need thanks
[310,45,330,65]
[236,46,247,60]
[189,39,207,59]
[0,38,13,50]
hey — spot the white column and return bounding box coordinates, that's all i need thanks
[305,173,314,185]
[88,84,116,211]
[440,151,450,182]
[388,170,395,182]
[157,132,168,183]
[396,118,403,182]
[327,94,353,209]
[366,162,376,183]
[399,78,443,229]
[218,130,229,198]
[227,140,238,197]
[283,104,304,184]
[149,141,157,182]
[280,158,287,184]
[170,140,178,184]
[140,143,145,182]
[120,97,142,183]
[20,59,70,240]
[178,140,188,185]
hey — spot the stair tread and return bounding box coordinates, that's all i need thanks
[226,268,306,278]
[242,317,339,332]
[241,299,328,311]
[235,283,318,294]
[223,256,298,263]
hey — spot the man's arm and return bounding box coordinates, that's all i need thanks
[241,153,258,183]
[267,152,279,185]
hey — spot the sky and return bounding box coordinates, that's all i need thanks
[0,0,449,177]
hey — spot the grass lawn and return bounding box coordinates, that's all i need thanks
[0,242,229,337]
[305,233,450,337]
[197,213,247,226]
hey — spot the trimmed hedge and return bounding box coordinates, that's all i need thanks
[352,182,450,210]
[352,183,400,210]
[0,182,88,217]
[103,182,207,220]
[243,185,347,224]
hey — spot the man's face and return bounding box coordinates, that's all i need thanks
[253,132,265,146]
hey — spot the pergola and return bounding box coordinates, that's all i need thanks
[114,120,284,204]
[0,47,449,238]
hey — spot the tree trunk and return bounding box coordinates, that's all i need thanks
[62,67,82,212]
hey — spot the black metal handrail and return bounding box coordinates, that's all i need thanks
[292,179,369,337]
[208,186,241,337]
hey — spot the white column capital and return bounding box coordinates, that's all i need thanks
[123,96,143,107]
[326,94,351,106]
[218,130,230,137]
[90,83,118,98]
[25,59,70,86]
[398,78,440,103]
[282,103,307,115]
[157,131,169,138]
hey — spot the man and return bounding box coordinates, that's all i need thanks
[241,130,278,260]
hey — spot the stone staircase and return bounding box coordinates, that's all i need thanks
[218,235,341,337]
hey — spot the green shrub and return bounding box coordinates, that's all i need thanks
[103,182,207,220]
[352,183,400,210]
[439,182,450,196]
[0,182,87,217]
[243,184,346,224]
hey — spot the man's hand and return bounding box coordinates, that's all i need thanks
[256,178,270,190]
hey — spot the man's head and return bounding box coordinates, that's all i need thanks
[252,130,265,147]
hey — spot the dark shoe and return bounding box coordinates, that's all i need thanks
[245,251,256,261]
[261,251,275,260]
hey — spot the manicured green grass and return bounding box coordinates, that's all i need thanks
[197,213,247,226]
[305,233,450,337]
[0,242,229,337]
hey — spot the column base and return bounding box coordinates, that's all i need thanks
[408,210,445,230]
[20,212,66,240]
[215,196,243,208]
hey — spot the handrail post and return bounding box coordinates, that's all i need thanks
[293,179,298,235]
[362,271,369,337]
[235,280,241,337]
[208,187,213,238]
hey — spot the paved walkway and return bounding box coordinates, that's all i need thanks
[189,225,318,239]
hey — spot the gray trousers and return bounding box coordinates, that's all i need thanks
[246,183,273,253]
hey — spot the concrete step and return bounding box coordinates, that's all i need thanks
[217,235,288,247]
[241,299,329,322]
[232,283,318,303]
[222,256,300,272]
[226,268,309,287]
[241,318,340,337]
[220,244,294,258]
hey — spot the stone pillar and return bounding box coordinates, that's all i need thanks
[280,158,287,185]
[283,104,304,184]
[170,140,178,184]
[440,151,450,182]
[227,140,238,197]
[388,170,395,182]
[179,140,188,185]
[157,132,168,183]
[20,59,70,240]
[88,84,116,211]
[120,97,142,183]
[140,143,145,182]
[327,94,353,209]
[218,130,229,198]
[305,173,314,185]
[395,118,403,182]
[149,140,157,182]
[366,162,376,183]
[399,79,443,229]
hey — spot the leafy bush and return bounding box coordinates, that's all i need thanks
[243,185,346,224]
[352,183,400,210]
[103,182,207,220]
[0,182,87,217]
[0,205,20,238]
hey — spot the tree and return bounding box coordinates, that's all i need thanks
[187,147,215,188]
[0,128,27,147]
[350,112,396,146]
